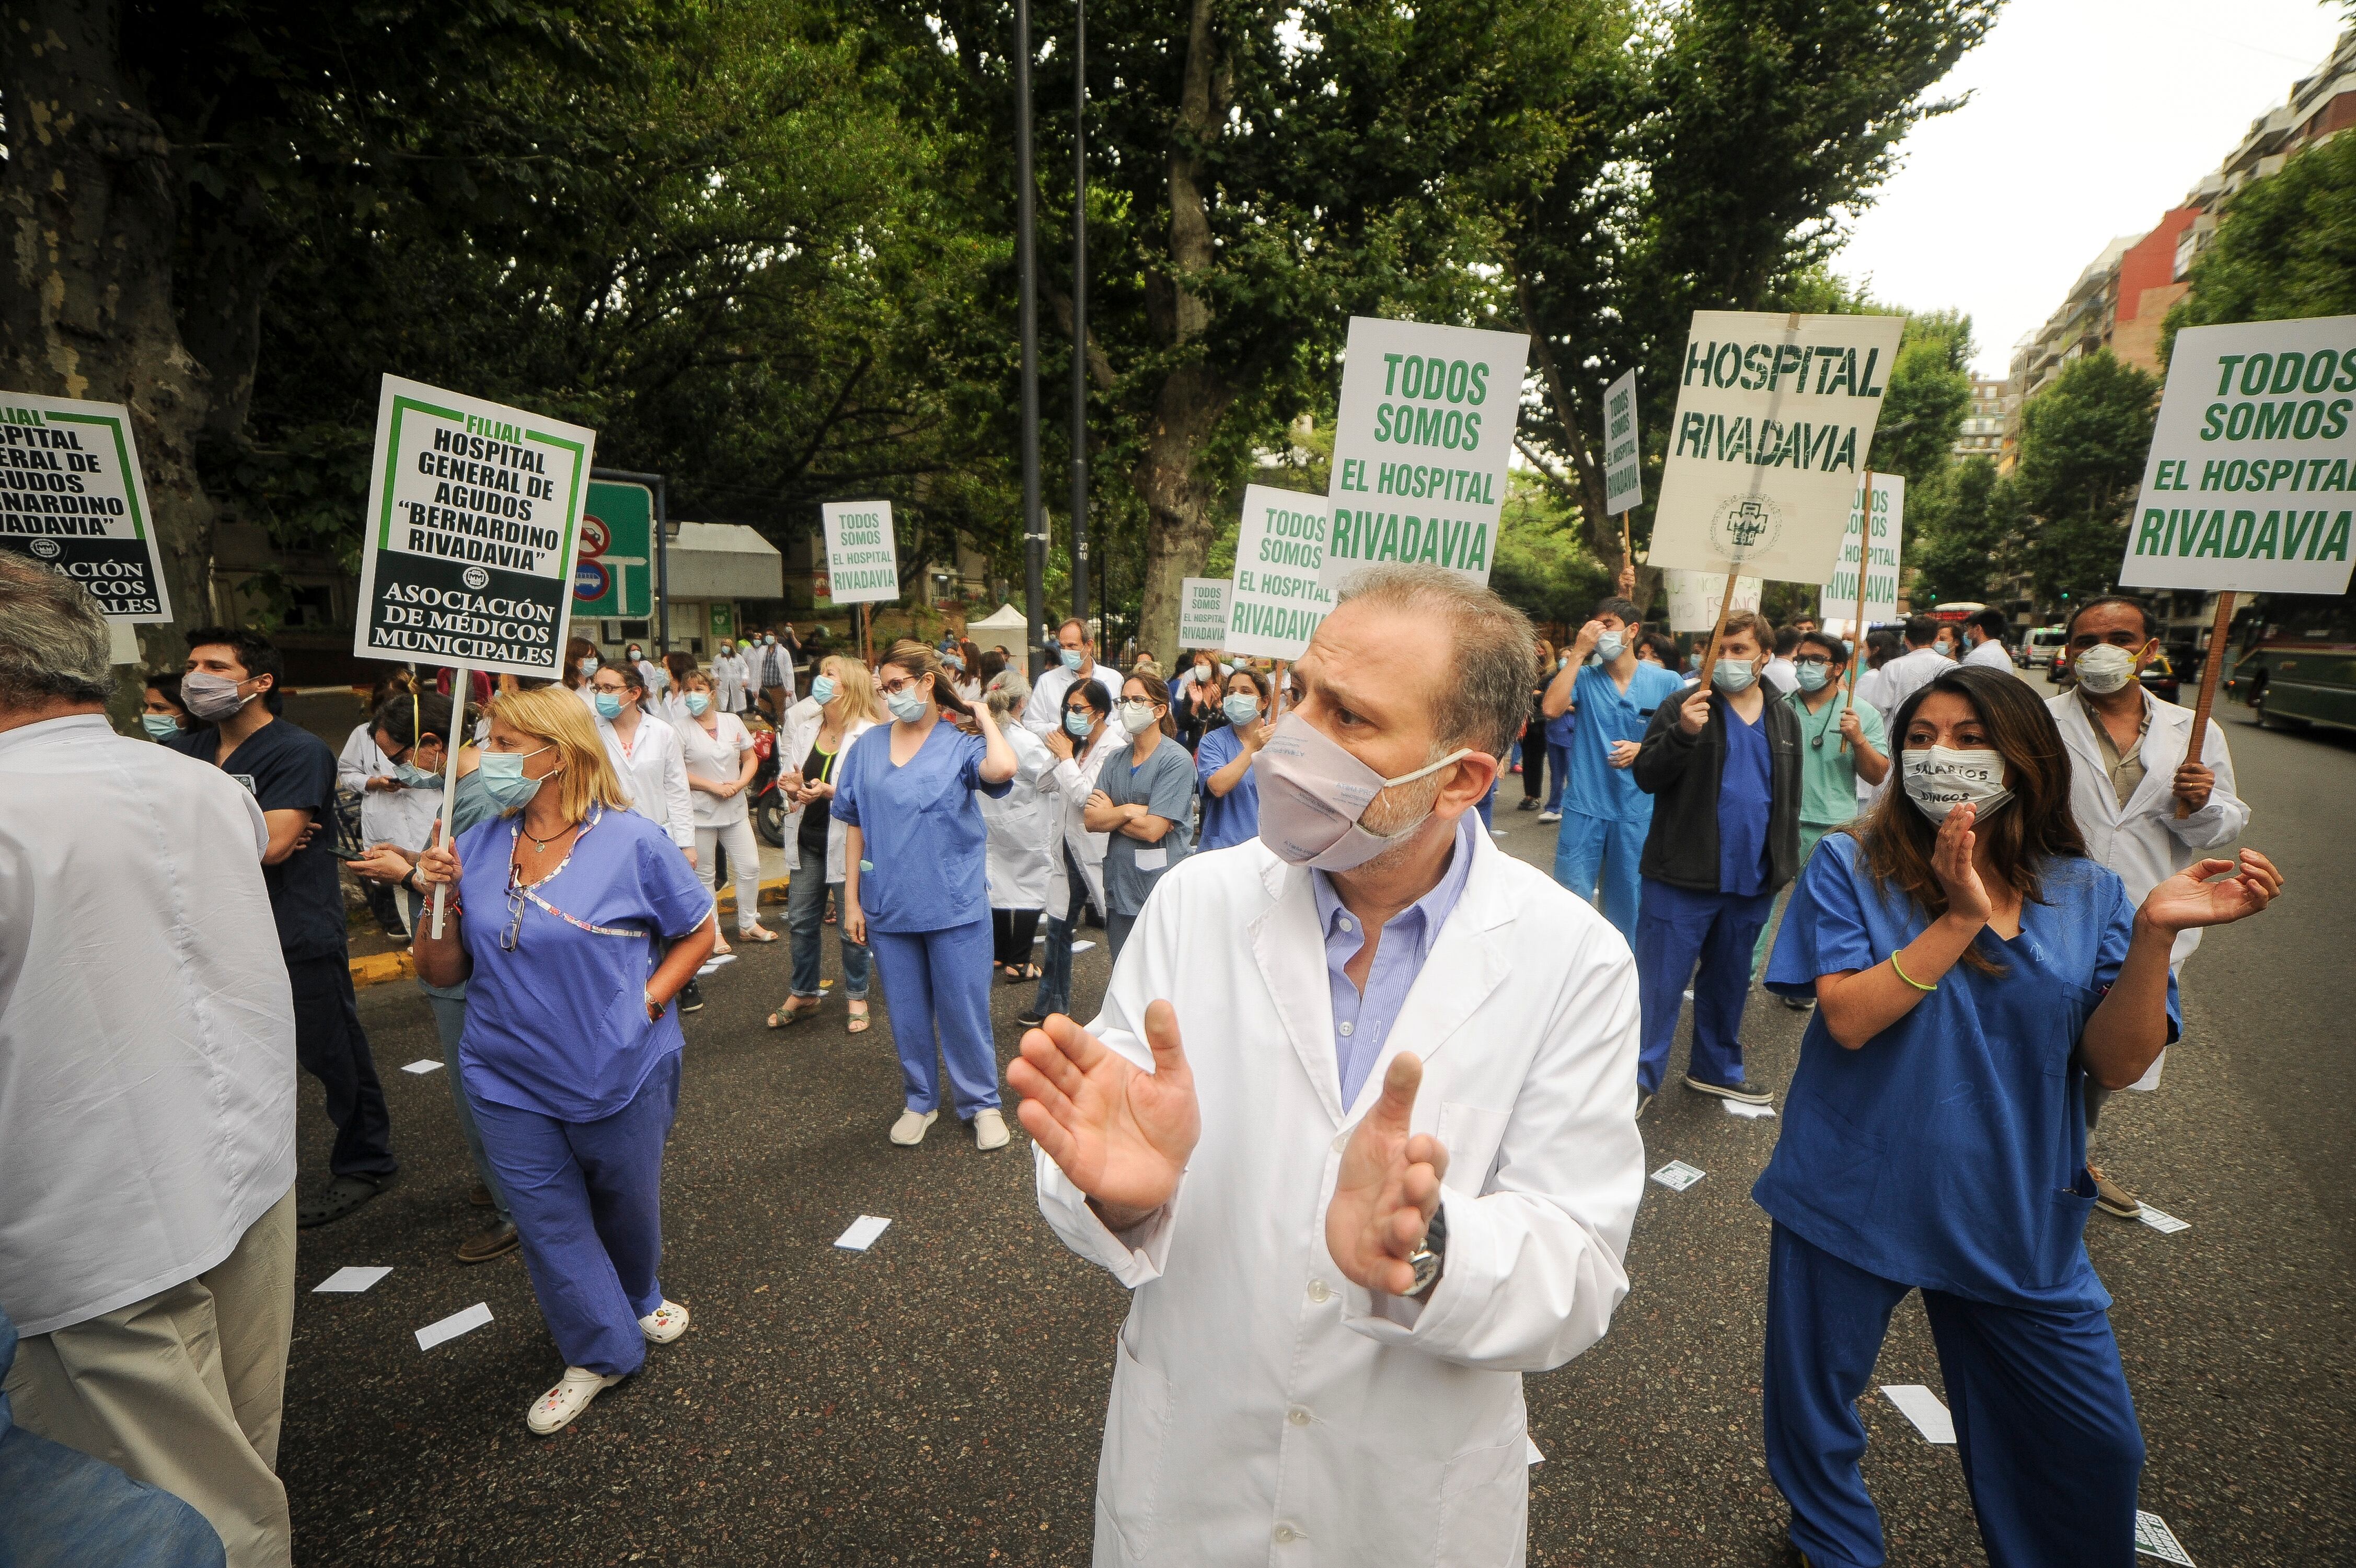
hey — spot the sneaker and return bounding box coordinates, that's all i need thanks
[974,1108,1011,1151]
[455,1218,520,1265]
[1682,1073,1772,1106]
[679,978,706,1013]
[1537,809,1562,823]
[1781,994,1816,1012]
[2088,1163,2141,1219]
[890,1108,939,1147]
[1516,797,1540,812]
[1014,1008,1049,1030]
[527,1367,623,1435]
[639,1299,690,1343]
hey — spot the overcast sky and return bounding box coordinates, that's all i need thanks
[1834,0,2349,377]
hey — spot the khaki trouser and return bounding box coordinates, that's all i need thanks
[5,1186,297,1568]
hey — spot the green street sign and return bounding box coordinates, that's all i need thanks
[573,479,653,618]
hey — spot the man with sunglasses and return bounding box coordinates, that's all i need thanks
[1750,631,1889,997]
[2048,596,2248,1221]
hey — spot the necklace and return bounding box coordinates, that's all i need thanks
[522,822,570,852]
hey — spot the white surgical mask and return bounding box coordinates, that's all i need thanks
[1596,632,1625,662]
[2073,642,2141,695]
[1901,746,2012,823]
[1117,700,1157,736]
[1255,713,1473,872]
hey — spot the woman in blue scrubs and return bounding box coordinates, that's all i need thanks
[837,641,1018,1151]
[1192,666,1270,851]
[1759,666,2280,1568]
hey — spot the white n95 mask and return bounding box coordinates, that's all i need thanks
[1901,746,2011,823]
[1255,713,1471,871]
[2073,642,2142,695]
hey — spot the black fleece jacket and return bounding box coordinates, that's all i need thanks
[1631,682,1804,894]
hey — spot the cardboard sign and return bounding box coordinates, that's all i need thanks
[1650,311,1908,583]
[353,376,595,679]
[821,500,900,604]
[1321,316,1530,589]
[2119,316,2356,594]
[1665,568,1762,633]
[1177,577,1231,648]
[1227,485,1334,659]
[1602,368,1643,515]
[1821,473,1904,630]
[0,393,172,621]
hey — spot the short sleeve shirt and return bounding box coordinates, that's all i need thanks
[1192,723,1260,851]
[1786,689,1889,827]
[832,722,1011,933]
[168,718,347,962]
[1757,834,2178,1309]
[1101,736,1197,916]
[1565,662,1687,822]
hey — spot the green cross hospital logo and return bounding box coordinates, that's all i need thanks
[1709,493,1784,561]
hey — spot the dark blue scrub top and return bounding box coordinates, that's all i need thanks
[832,721,1010,934]
[1716,707,1772,895]
[1758,833,2179,1310]
[1565,662,1687,822]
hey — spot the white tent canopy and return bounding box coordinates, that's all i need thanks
[966,602,1028,631]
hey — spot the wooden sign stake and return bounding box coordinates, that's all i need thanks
[2176,590,2235,819]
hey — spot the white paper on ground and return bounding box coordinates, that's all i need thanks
[313,1266,392,1294]
[1525,1437,1544,1466]
[1879,1384,1956,1444]
[2135,1510,2196,1565]
[706,951,738,967]
[401,1059,442,1075]
[835,1215,893,1251]
[1033,932,1046,944]
[414,1301,493,1351]
[2140,1205,2191,1235]
[1649,1160,1705,1192]
[1723,1099,1777,1120]
[1070,940,1096,953]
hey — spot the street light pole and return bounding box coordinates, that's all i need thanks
[1015,0,1046,679]
[1068,0,1090,632]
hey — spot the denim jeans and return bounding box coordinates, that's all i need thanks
[788,865,869,999]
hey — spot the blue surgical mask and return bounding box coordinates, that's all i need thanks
[593,691,625,720]
[479,747,553,811]
[1596,632,1625,662]
[885,686,930,723]
[392,758,442,787]
[1222,693,1260,725]
[141,712,181,740]
[1064,709,1093,738]
[1711,659,1759,694]
[1060,648,1085,672]
[1794,662,1830,693]
[810,675,837,707]
[578,657,599,676]
[685,693,710,717]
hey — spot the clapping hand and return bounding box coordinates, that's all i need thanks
[1045,727,1076,762]
[1928,802,1993,926]
[2139,849,2282,933]
[1010,1001,1200,1229]
[1324,1053,1450,1296]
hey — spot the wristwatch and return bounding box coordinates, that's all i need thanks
[1404,1202,1448,1298]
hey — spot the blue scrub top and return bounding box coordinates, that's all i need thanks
[455,805,714,1122]
[1193,723,1260,850]
[1758,833,2179,1310]
[1716,707,1772,895]
[1564,661,1687,821]
[832,721,1011,934]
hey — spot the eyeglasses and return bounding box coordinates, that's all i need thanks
[501,872,527,952]
[878,675,930,697]
[1793,655,1832,668]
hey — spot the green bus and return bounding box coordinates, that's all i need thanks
[2225,592,2356,733]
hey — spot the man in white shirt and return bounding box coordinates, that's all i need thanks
[1762,624,1802,695]
[1961,607,2015,671]
[1011,563,1644,1565]
[1019,616,1122,737]
[1869,615,1955,728]
[750,630,798,723]
[0,557,298,1567]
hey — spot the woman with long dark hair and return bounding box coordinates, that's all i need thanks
[1757,666,2281,1568]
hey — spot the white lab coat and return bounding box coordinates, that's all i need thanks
[1035,829,1645,1567]
[337,722,444,852]
[597,710,696,849]
[775,696,877,882]
[1962,637,2013,671]
[1020,663,1123,737]
[981,723,1057,909]
[1038,728,1115,918]
[713,651,749,712]
[1869,644,1954,727]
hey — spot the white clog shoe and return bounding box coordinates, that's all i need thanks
[973,1108,1010,1151]
[890,1109,938,1147]
[526,1367,622,1436]
[639,1299,690,1343]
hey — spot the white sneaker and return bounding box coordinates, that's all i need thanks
[973,1108,1010,1151]
[526,1367,622,1436]
[639,1299,690,1343]
[1537,809,1562,822]
[890,1109,939,1146]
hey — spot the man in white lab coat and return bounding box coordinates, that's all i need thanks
[1868,614,1955,728]
[1012,563,1645,1567]
[2048,595,2249,1219]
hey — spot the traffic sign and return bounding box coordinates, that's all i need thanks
[572,479,652,617]
[573,559,611,601]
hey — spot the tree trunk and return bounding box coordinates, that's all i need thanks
[1131,0,1231,668]
[0,0,217,672]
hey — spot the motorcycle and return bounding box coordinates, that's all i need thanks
[748,721,789,847]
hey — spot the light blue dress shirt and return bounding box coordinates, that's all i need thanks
[1311,813,1479,1108]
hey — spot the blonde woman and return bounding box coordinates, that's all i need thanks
[767,654,884,1031]
[414,686,717,1437]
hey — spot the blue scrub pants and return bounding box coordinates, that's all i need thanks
[1633,877,1773,1093]
[470,1052,680,1378]
[869,918,1001,1117]
[1764,1223,2143,1568]
[1544,741,1572,812]
[1553,810,1646,940]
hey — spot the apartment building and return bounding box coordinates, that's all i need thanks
[1952,376,2011,464]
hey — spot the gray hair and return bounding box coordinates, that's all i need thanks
[984,683,1022,720]
[0,554,114,710]
[1333,563,1537,758]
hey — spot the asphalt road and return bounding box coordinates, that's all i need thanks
[285,678,2354,1565]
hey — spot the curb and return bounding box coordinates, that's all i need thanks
[351,873,794,988]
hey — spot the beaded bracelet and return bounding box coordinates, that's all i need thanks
[1890,950,1937,993]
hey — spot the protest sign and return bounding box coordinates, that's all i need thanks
[1227,485,1333,659]
[1177,577,1231,647]
[821,500,900,604]
[352,375,595,679]
[0,393,171,621]
[2118,316,2356,596]
[1649,310,1908,586]
[1602,369,1643,515]
[1321,316,1530,589]
[1820,473,1904,637]
[1665,568,1761,633]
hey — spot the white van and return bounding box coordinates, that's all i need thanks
[2023,625,2068,672]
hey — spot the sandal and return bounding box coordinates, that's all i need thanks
[765,997,825,1029]
[739,924,780,943]
[1002,963,1043,985]
[847,1001,871,1034]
